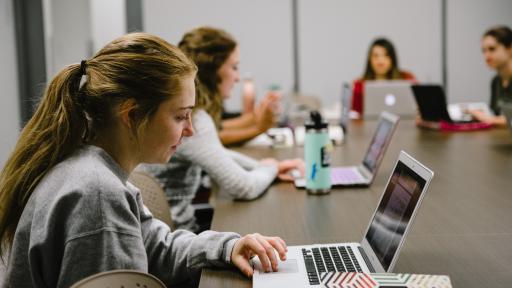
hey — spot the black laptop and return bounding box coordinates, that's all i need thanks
[411,84,474,123]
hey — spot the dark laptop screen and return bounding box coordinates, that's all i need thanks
[362,118,394,173]
[411,85,452,122]
[365,161,426,271]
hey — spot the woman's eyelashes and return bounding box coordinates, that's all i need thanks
[175,112,191,122]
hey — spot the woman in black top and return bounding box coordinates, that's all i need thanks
[468,25,512,127]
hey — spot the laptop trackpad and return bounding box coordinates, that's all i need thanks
[253,258,299,274]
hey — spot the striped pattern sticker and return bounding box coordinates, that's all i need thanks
[320,272,452,288]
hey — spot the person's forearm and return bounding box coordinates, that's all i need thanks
[222,113,256,129]
[491,115,507,127]
[242,98,255,115]
[219,125,264,145]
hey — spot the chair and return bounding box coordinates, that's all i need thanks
[128,171,174,229]
[70,269,166,288]
[292,93,322,111]
[284,93,323,127]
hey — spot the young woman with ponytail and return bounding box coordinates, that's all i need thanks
[0,33,286,287]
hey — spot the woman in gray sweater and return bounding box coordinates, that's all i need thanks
[0,33,286,288]
[140,27,304,232]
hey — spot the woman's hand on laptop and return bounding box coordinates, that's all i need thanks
[231,233,288,277]
[260,158,305,181]
[276,158,305,182]
[467,109,507,127]
[467,109,491,123]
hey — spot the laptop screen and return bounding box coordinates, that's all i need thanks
[411,85,452,122]
[340,82,352,132]
[362,118,394,173]
[364,81,416,119]
[364,160,426,271]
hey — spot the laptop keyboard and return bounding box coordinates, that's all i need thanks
[302,246,363,285]
[331,167,365,185]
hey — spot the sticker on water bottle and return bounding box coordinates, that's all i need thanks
[320,143,333,167]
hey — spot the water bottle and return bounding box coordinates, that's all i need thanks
[304,111,332,194]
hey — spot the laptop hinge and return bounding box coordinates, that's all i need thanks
[357,165,372,182]
[358,246,376,273]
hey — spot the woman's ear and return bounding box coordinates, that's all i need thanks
[118,99,138,130]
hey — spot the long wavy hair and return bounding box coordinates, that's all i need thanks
[0,32,196,258]
[362,38,402,80]
[178,27,237,128]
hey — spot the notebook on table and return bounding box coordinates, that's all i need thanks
[319,272,452,288]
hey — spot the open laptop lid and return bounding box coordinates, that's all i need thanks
[364,80,416,119]
[360,151,433,273]
[340,82,352,133]
[358,112,400,182]
[411,84,452,122]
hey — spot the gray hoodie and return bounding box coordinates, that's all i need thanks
[3,145,239,288]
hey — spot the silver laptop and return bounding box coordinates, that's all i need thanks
[364,81,416,119]
[254,151,434,287]
[294,111,399,188]
[340,82,352,133]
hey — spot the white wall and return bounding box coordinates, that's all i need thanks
[143,0,442,110]
[143,0,294,112]
[45,0,128,80]
[45,0,92,77]
[447,0,512,103]
[299,0,442,106]
[42,0,512,111]
[90,0,126,52]
[0,0,20,168]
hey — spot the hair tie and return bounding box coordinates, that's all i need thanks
[79,60,87,76]
[78,60,88,91]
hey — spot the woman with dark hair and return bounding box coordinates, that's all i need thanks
[352,38,416,118]
[467,25,512,127]
[417,26,512,130]
[0,33,286,287]
[139,27,304,233]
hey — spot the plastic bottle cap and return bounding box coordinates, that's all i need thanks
[305,110,328,129]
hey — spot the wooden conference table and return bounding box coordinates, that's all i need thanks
[199,120,512,288]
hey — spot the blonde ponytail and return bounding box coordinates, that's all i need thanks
[0,64,87,257]
[0,32,196,259]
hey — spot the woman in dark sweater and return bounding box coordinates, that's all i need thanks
[468,25,512,127]
[417,26,512,130]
